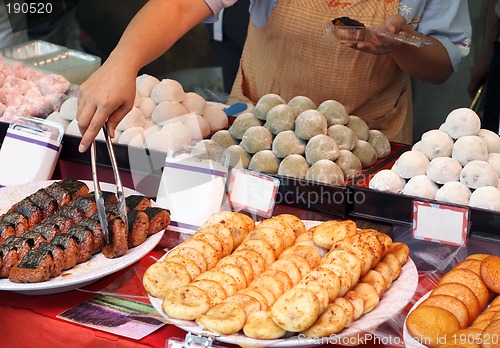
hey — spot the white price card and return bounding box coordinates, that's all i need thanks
[226,168,280,218]
[412,201,469,247]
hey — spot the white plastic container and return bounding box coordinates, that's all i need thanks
[0,116,64,187]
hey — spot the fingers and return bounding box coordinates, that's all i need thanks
[107,103,133,140]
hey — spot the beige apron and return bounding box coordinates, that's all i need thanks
[231,0,412,143]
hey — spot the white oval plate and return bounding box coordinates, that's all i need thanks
[403,291,432,348]
[0,180,164,295]
[148,221,419,347]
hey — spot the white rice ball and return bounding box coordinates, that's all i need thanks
[420,129,454,160]
[136,74,160,97]
[287,95,316,115]
[435,181,471,206]
[118,127,144,145]
[441,108,481,139]
[151,78,186,103]
[426,157,462,184]
[64,119,81,137]
[116,107,146,131]
[488,153,500,176]
[182,92,207,115]
[59,97,78,121]
[452,135,489,166]
[469,186,500,212]
[478,129,500,153]
[369,169,406,194]
[227,145,251,168]
[403,175,439,200]
[160,121,191,144]
[391,151,429,179]
[317,99,349,126]
[46,111,70,129]
[202,104,229,132]
[134,92,142,107]
[138,97,156,119]
[183,114,211,141]
[460,160,499,189]
[151,101,188,124]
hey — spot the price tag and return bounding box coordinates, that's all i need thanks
[226,168,280,218]
[412,201,469,247]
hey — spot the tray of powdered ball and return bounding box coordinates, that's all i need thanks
[350,107,500,240]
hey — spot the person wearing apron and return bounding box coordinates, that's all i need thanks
[76,0,471,151]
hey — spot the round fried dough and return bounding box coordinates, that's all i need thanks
[406,306,461,348]
[239,287,269,310]
[261,269,293,293]
[477,320,500,348]
[318,262,351,297]
[234,212,256,232]
[195,223,234,256]
[246,227,285,258]
[203,211,249,248]
[442,328,483,347]
[439,269,490,310]
[166,246,208,272]
[421,294,470,329]
[236,238,276,267]
[269,259,302,285]
[191,279,228,306]
[333,237,374,276]
[344,290,365,320]
[381,253,403,282]
[180,239,219,269]
[164,255,202,280]
[224,293,261,317]
[353,232,384,267]
[360,270,387,297]
[480,255,500,294]
[301,303,347,338]
[312,219,357,249]
[273,214,306,236]
[271,287,321,332]
[216,254,255,285]
[196,269,239,297]
[257,218,296,248]
[467,254,491,261]
[353,282,380,314]
[250,275,285,303]
[296,280,330,313]
[143,261,191,298]
[162,285,211,320]
[454,259,482,277]
[232,249,267,278]
[196,301,247,335]
[374,261,394,291]
[280,244,322,269]
[217,263,247,290]
[243,310,287,339]
[304,268,341,302]
[191,232,224,260]
[295,230,314,243]
[322,249,362,286]
[278,253,312,277]
[431,282,481,323]
[333,297,355,326]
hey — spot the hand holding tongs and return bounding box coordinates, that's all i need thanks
[90,125,128,245]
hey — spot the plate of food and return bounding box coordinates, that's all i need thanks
[147,216,419,348]
[0,179,169,295]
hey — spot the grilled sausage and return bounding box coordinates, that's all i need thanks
[102,217,128,259]
[29,189,58,220]
[143,207,170,235]
[66,225,95,263]
[8,248,54,283]
[50,234,79,270]
[127,210,149,247]
[125,195,151,211]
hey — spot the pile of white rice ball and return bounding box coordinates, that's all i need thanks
[51,74,229,152]
[369,108,500,211]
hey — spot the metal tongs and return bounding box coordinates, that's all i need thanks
[90,125,128,245]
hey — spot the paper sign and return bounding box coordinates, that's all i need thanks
[412,201,469,247]
[226,168,280,217]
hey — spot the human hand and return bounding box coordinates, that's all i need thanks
[76,59,137,152]
[345,14,407,55]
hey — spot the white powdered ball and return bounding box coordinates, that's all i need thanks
[412,141,422,151]
[248,150,280,174]
[136,74,160,97]
[392,151,430,179]
[65,119,82,137]
[346,115,369,141]
[118,127,144,145]
[317,100,349,126]
[441,108,481,139]
[352,140,378,168]
[134,92,142,107]
[435,181,471,206]
[58,97,78,121]
[138,97,156,119]
[211,130,238,148]
[46,111,70,129]
[335,149,362,179]
[240,126,273,154]
[460,160,499,189]
[160,121,192,145]
[488,153,500,176]
[287,96,317,115]
[228,112,262,140]
[426,157,462,184]
[151,78,186,103]
[151,101,188,124]
[272,130,306,158]
[403,175,439,200]
[202,104,229,132]
[452,135,489,166]
[143,119,156,129]
[305,159,345,185]
[129,132,147,147]
[191,139,223,157]
[116,107,146,131]
[420,129,454,160]
[469,186,500,211]
[146,124,191,152]
[294,109,328,141]
[478,128,500,153]
[278,154,310,179]
[264,104,297,135]
[111,130,122,143]
[327,124,358,151]
[182,92,207,115]
[144,124,161,137]
[183,114,211,141]
[227,145,251,168]
[305,134,340,164]
[369,169,406,194]
[252,93,286,120]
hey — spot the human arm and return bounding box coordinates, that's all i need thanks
[467,0,499,98]
[76,0,214,152]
